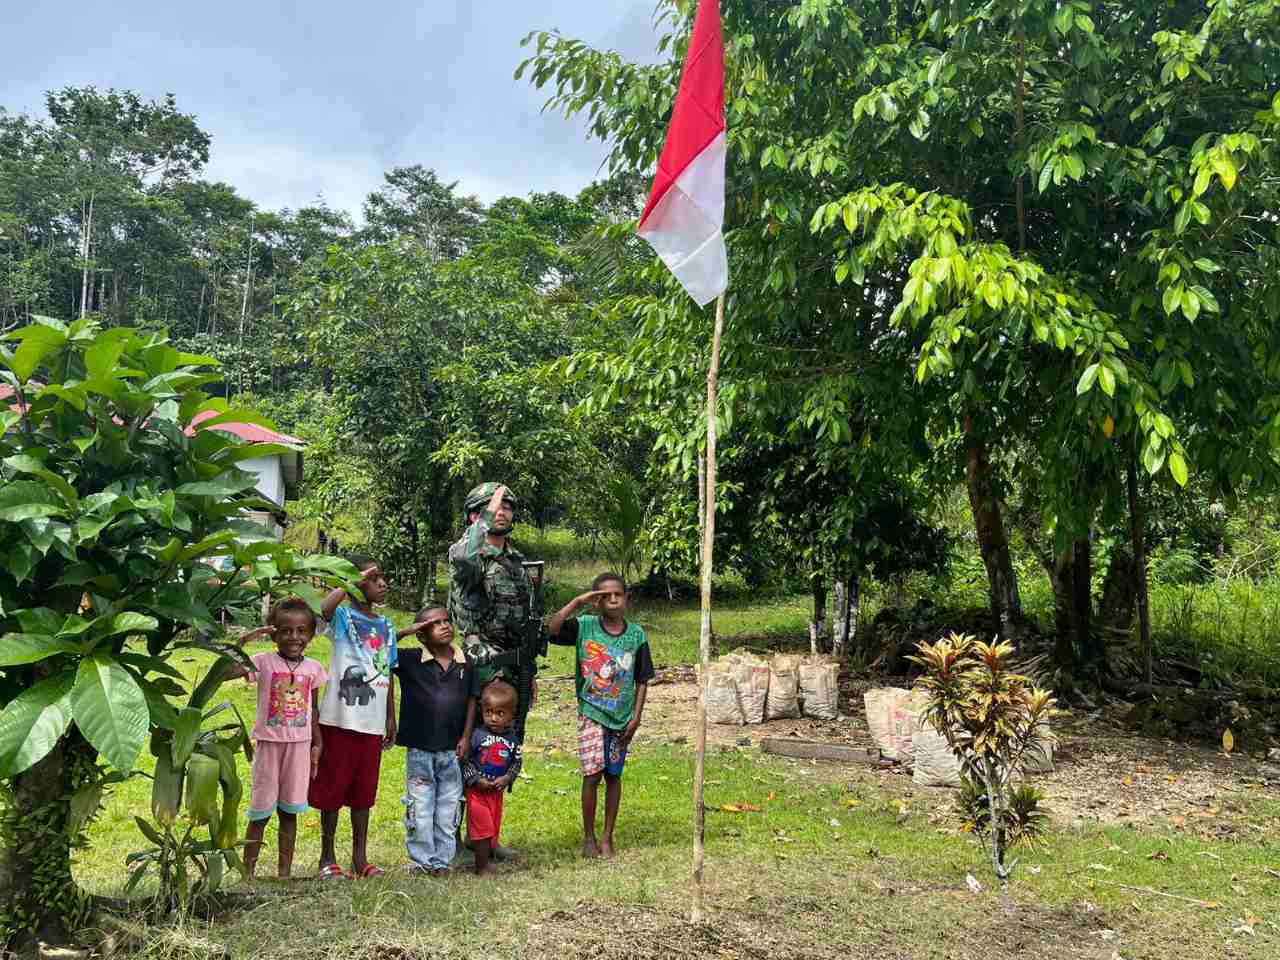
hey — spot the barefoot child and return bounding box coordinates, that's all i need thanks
[310,556,433,879]
[393,604,477,875]
[460,680,522,875]
[548,572,654,859]
[230,597,328,879]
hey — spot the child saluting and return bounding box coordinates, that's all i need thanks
[227,597,328,880]
[547,572,654,859]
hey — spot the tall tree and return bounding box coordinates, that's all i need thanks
[520,0,1280,673]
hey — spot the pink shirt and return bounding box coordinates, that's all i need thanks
[248,653,328,743]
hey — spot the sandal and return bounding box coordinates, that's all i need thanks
[318,863,347,881]
[355,863,384,879]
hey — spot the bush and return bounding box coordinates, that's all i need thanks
[911,633,1056,890]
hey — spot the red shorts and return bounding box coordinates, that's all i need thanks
[465,786,504,842]
[307,724,383,811]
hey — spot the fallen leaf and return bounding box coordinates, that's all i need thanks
[1147,851,1169,862]
[1089,863,1115,873]
[720,803,762,814]
[841,797,861,808]
[1099,929,1118,941]
[1222,728,1235,754]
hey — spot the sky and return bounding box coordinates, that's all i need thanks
[2,1,665,218]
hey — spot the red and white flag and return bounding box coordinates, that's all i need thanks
[637,0,727,307]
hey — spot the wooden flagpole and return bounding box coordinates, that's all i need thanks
[692,290,726,924]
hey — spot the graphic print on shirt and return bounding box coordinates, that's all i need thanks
[336,613,393,707]
[580,638,634,714]
[477,735,514,779]
[265,673,311,728]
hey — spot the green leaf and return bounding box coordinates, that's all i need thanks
[0,480,66,522]
[1191,285,1220,313]
[0,633,83,667]
[1161,283,1182,316]
[171,707,204,769]
[2,323,67,383]
[177,530,240,563]
[67,780,105,837]
[1168,451,1189,486]
[1098,365,1116,397]
[134,815,165,846]
[1181,287,1201,322]
[17,607,63,635]
[71,654,150,773]
[175,472,260,498]
[0,670,74,777]
[1174,202,1191,234]
[106,612,160,637]
[1076,363,1100,395]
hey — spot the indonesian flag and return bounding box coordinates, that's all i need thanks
[637,0,727,307]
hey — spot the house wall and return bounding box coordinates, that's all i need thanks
[240,456,285,507]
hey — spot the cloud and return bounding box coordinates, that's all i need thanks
[1,0,665,216]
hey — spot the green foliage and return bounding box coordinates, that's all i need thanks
[0,315,356,937]
[127,659,250,916]
[911,633,1056,889]
[601,473,647,586]
[520,0,1280,669]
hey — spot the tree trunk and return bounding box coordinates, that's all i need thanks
[811,575,828,654]
[832,579,845,650]
[78,192,94,319]
[832,576,856,658]
[1073,536,1102,664]
[0,730,95,950]
[1099,545,1138,651]
[237,221,255,398]
[1127,455,1153,683]
[1049,541,1076,667]
[964,419,1027,640]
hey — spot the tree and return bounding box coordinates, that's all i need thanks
[0,316,352,946]
[520,0,1280,674]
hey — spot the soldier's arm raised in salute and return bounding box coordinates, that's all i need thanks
[450,484,509,588]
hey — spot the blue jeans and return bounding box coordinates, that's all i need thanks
[402,749,463,869]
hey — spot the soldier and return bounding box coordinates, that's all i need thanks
[448,482,543,741]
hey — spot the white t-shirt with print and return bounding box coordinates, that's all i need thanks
[318,604,398,736]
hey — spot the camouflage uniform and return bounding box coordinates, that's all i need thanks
[447,486,543,740]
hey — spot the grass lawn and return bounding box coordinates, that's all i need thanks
[74,579,1279,960]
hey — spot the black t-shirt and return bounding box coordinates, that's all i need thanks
[549,619,656,686]
[393,647,478,753]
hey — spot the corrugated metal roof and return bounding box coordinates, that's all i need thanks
[1,386,303,446]
[188,409,304,445]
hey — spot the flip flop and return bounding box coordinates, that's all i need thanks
[355,863,384,879]
[318,863,347,881]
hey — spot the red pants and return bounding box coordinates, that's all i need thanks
[308,724,383,811]
[465,786,504,842]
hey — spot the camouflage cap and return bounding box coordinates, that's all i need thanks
[464,482,517,514]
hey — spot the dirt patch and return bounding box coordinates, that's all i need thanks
[592,671,1280,836]
[527,885,1128,960]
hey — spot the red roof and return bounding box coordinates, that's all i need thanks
[1,387,301,446]
[188,410,303,445]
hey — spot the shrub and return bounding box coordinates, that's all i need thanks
[910,632,1056,890]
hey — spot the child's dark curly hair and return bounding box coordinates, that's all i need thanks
[267,596,318,631]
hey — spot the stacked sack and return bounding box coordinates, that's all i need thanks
[704,650,842,724]
[863,687,1056,787]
